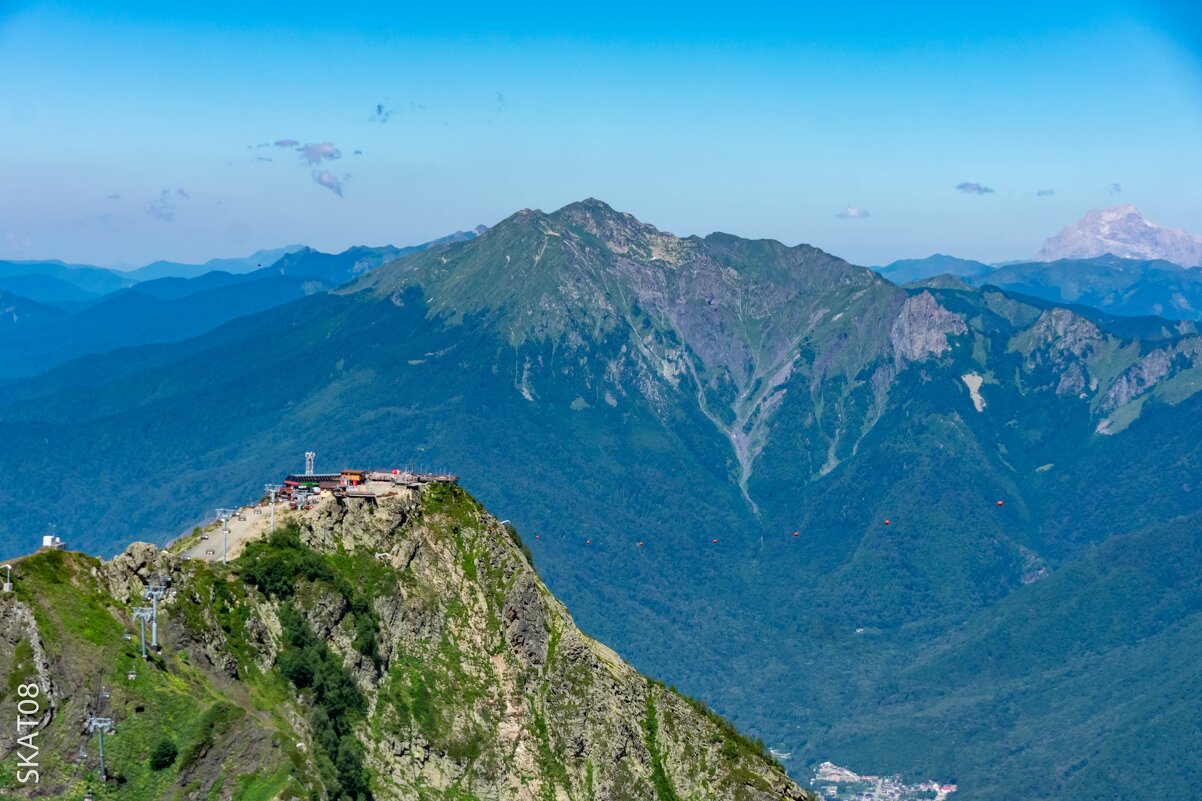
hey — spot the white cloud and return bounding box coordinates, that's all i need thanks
[144,189,175,221]
[312,170,344,196]
[298,142,342,165]
[836,206,870,219]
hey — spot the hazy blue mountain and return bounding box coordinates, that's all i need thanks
[0,258,134,298]
[1,200,1200,800]
[110,269,255,301]
[973,254,1202,320]
[266,244,409,284]
[0,273,321,378]
[122,244,305,280]
[266,228,486,286]
[0,289,70,329]
[0,231,487,379]
[874,253,993,283]
[0,271,105,303]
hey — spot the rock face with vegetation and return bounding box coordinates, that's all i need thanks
[0,483,808,801]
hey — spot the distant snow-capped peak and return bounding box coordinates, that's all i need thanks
[1036,206,1202,266]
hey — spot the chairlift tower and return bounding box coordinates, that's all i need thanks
[215,508,236,564]
[86,716,114,781]
[131,607,154,658]
[1,563,11,593]
[86,681,113,781]
[143,577,168,650]
[264,484,282,533]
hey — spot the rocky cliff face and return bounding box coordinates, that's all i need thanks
[0,483,808,801]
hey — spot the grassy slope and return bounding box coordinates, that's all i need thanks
[0,549,306,801]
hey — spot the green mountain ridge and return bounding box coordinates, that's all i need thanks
[0,482,807,801]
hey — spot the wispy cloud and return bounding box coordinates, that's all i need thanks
[298,142,342,165]
[144,189,176,221]
[258,138,350,195]
[1036,188,1055,197]
[836,206,870,219]
[176,188,190,199]
[1109,182,1123,194]
[312,170,344,196]
[96,212,118,232]
[956,181,994,195]
[370,102,395,123]
[106,193,121,201]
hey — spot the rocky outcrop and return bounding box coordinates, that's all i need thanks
[1101,337,1202,411]
[289,485,806,801]
[0,597,57,750]
[1026,308,1102,360]
[890,291,967,363]
[102,540,179,602]
[501,572,549,666]
[1056,362,1088,396]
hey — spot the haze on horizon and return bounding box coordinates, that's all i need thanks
[2,0,1201,268]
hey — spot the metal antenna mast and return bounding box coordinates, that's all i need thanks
[131,607,154,658]
[143,576,168,650]
[215,509,236,564]
[305,451,316,474]
[85,679,113,781]
[264,485,282,533]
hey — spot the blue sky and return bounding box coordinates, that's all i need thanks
[2,1,1200,267]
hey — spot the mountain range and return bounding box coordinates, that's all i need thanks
[872,253,992,283]
[3,199,1202,800]
[873,208,1202,321]
[0,231,485,379]
[0,227,485,305]
[122,245,305,281]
